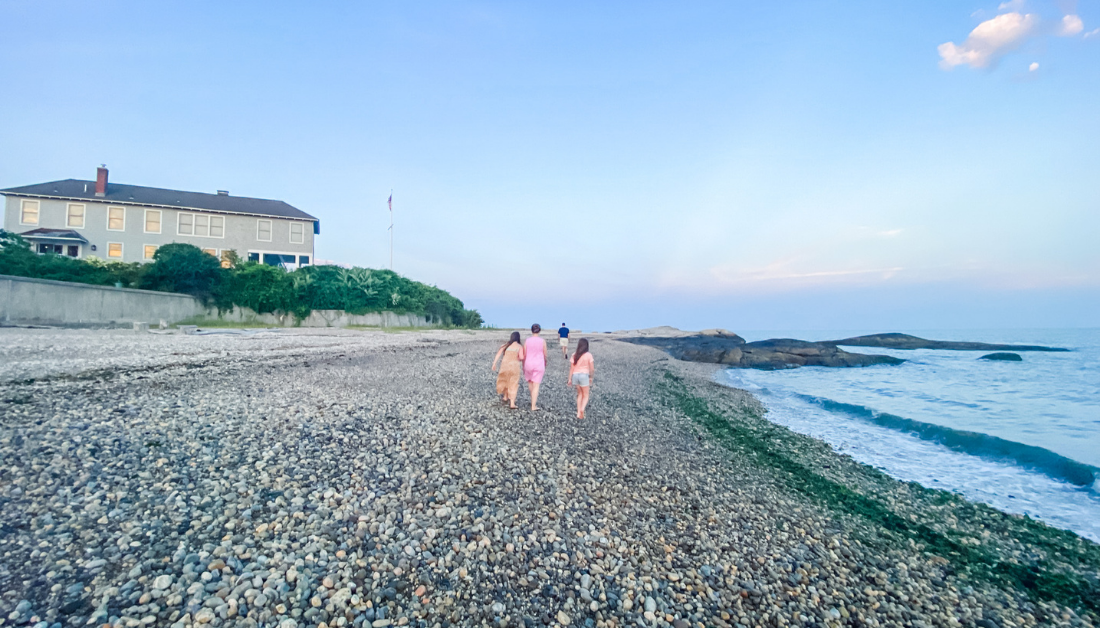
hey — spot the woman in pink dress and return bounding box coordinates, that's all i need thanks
[523,323,548,411]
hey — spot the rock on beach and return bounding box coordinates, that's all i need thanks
[0,326,1093,628]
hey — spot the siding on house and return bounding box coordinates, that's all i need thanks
[2,178,317,266]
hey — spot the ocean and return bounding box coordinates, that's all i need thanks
[719,329,1100,542]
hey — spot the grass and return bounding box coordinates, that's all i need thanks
[658,370,1100,619]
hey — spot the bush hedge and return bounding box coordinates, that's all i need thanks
[0,231,482,327]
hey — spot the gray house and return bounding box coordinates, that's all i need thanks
[2,167,318,269]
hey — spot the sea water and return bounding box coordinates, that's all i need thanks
[719,329,1100,542]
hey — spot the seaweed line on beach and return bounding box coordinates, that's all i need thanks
[657,370,1100,619]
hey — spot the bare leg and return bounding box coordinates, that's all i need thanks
[509,383,519,409]
[579,386,590,419]
[575,387,583,418]
[529,381,541,411]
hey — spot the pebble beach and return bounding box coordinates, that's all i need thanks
[1,328,1097,628]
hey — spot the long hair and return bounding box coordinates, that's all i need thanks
[573,338,590,365]
[502,331,521,351]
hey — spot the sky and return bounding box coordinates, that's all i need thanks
[1,1,1098,331]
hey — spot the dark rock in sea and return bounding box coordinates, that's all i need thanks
[979,352,1023,361]
[622,335,904,370]
[822,333,1068,352]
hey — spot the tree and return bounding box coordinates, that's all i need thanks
[139,243,224,302]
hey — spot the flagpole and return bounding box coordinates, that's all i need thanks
[389,190,393,271]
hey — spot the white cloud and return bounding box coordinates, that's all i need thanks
[1029,61,1039,71]
[938,12,1039,69]
[1059,14,1084,36]
[998,0,1026,11]
[878,229,903,237]
[1085,28,1100,39]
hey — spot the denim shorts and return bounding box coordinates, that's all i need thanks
[571,372,590,387]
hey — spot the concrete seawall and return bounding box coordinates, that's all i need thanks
[0,274,205,326]
[0,275,431,328]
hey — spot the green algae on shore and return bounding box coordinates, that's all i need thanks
[657,371,1100,619]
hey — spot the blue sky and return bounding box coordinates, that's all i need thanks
[2,1,1098,330]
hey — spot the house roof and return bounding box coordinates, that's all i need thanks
[19,228,89,243]
[1,179,318,222]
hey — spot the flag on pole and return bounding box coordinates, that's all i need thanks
[388,193,392,211]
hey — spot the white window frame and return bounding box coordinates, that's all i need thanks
[67,203,86,229]
[256,219,273,242]
[107,242,124,259]
[209,215,224,238]
[143,244,158,261]
[176,212,224,238]
[201,247,219,258]
[20,200,39,225]
[144,209,162,234]
[289,222,304,244]
[107,206,126,231]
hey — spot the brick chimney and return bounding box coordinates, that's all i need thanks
[95,165,108,197]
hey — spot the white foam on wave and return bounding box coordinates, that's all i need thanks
[720,368,1100,543]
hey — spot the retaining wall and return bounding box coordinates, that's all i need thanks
[0,274,205,326]
[0,275,431,328]
[208,307,431,328]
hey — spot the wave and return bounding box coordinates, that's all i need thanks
[794,394,1100,489]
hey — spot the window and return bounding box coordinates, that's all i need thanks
[220,250,234,268]
[177,212,223,237]
[298,255,310,266]
[66,245,79,258]
[145,210,161,233]
[247,252,260,262]
[257,220,272,242]
[290,222,304,244]
[263,253,297,268]
[144,245,158,260]
[20,200,39,225]
[67,204,86,228]
[107,243,123,259]
[202,248,218,257]
[38,243,63,254]
[107,207,125,231]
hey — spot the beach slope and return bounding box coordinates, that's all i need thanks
[0,328,1095,627]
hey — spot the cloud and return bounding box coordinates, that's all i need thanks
[1029,61,1039,71]
[998,0,1026,10]
[1059,14,1084,36]
[1086,28,1100,39]
[938,12,1039,69]
[878,229,903,237]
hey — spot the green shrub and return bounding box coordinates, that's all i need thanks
[139,243,224,302]
[0,230,142,286]
[1,232,482,327]
[225,262,303,317]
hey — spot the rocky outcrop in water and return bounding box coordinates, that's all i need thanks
[623,334,903,370]
[980,352,1023,361]
[823,333,1068,352]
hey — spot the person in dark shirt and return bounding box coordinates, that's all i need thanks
[558,323,570,358]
